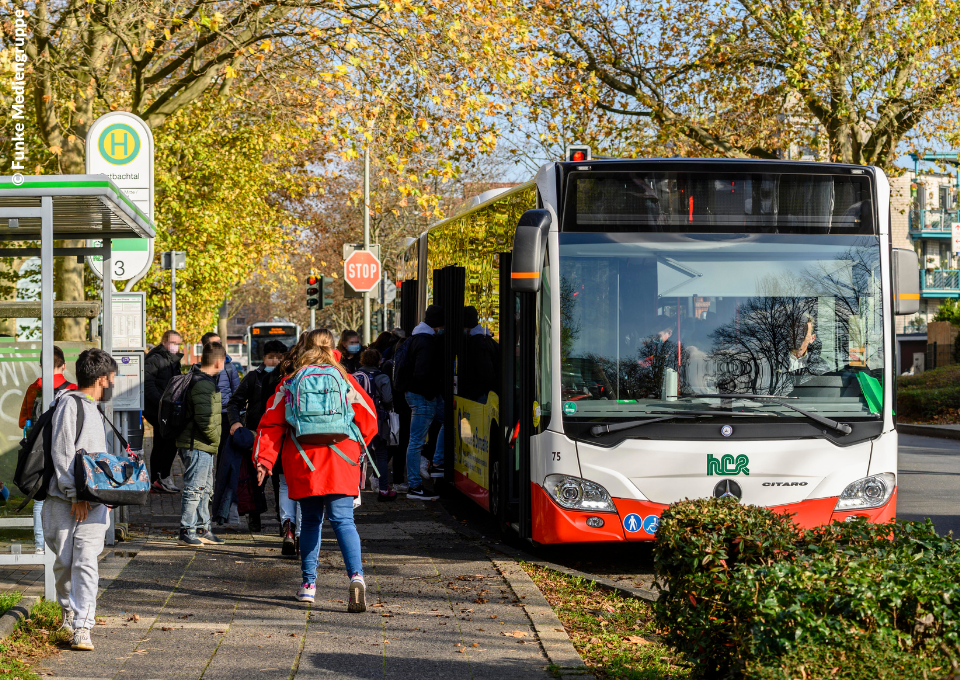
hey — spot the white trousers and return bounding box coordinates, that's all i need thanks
[41,497,108,629]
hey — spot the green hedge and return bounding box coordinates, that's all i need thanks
[897,385,960,421]
[652,499,960,679]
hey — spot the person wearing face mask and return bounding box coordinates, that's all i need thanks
[43,348,116,651]
[144,330,184,494]
[459,306,500,404]
[337,330,363,374]
[225,340,288,532]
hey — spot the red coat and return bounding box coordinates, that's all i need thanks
[253,366,378,500]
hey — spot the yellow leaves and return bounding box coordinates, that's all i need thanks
[224,65,238,79]
[48,145,62,155]
[341,17,353,25]
[260,40,273,52]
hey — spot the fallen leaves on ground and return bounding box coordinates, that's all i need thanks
[501,631,528,638]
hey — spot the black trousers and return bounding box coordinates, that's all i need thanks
[150,430,179,481]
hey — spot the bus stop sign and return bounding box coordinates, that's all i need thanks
[344,250,381,293]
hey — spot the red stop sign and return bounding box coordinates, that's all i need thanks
[344,250,381,292]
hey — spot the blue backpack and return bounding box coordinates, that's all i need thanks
[283,365,379,475]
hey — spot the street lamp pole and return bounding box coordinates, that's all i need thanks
[363,147,372,345]
[170,251,177,330]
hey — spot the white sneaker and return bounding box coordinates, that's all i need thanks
[348,575,366,613]
[369,476,380,493]
[159,476,181,493]
[35,547,45,555]
[71,627,94,651]
[60,609,74,636]
[394,483,409,494]
[297,582,316,603]
[419,458,430,480]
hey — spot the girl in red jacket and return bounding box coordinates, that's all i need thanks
[255,329,378,611]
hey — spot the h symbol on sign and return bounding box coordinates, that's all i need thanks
[108,131,130,156]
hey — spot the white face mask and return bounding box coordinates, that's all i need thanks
[166,343,180,353]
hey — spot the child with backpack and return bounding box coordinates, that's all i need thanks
[174,342,226,547]
[41,349,115,652]
[353,349,396,501]
[18,346,77,555]
[254,328,378,611]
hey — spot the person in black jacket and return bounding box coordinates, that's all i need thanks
[460,306,500,403]
[399,304,445,500]
[144,330,184,493]
[225,339,287,532]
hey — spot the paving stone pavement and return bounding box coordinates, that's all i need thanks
[34,459,554,679]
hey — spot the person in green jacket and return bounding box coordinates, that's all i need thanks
[178,342,226,547]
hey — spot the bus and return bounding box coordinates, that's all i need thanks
[398,159,920,544]
[246,322,300,368]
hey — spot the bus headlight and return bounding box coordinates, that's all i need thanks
[544,474,617,513]
[835,473,896,511]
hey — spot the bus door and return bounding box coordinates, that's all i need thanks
[433,265,465,488]
[399,279,419,335]
[499,253,534,540]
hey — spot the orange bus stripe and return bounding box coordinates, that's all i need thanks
[511,272,539,279]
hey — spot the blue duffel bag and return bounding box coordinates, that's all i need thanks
[74,408,150,506]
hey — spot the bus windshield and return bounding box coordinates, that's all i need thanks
[558,233,884,421]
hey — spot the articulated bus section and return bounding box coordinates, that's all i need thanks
[401,159,918,546]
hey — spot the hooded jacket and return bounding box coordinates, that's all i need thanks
[401,321,444,400]
[144,345,183,426]
[253,366,378,500]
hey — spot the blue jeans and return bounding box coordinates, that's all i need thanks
[179,448,215,534]
[33,499,44,550]
[278,474,301,537]
[299,495,362,583]
[404,392,445,489]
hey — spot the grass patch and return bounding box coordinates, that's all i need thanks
[521,562,688,680]
[0,594,21,618]
[0,599,66,680]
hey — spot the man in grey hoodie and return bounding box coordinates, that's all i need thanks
[41,348,116,652]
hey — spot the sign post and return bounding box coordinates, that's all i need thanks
[85,112,155,290]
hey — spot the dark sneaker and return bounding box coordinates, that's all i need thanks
[281,520,296,556]
[377,488,398,502]
[248,515,262,533]
[197,528,225,545]
[177,529,202,547]
[348,575,366,613]
[407,486,439,501]
[158,476,181,493]
[428,464,445,478]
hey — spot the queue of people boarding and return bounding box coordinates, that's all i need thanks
[34,307,499,653]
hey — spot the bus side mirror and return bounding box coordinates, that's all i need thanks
[893,248,920,315]
[511,209,551,293]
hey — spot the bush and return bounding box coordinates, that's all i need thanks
[897,385,960,421]
[653,500,960,679]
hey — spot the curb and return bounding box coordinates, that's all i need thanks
[493,559,595,679]
[429,503,660,602]
[0,595,37,639]
[898,424,960,441]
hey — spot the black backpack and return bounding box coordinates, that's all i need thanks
[353,369,389,439]
[392,338,412,394]
[157,370,199,440]
[30,381,71,425]
[13,394,84,512]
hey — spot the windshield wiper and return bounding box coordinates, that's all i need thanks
[588,410,770,437]
[684,393,853,435]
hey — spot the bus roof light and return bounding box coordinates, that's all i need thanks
[565,145,591,162]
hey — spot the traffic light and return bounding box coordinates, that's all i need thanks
[320,276,334,309]
[565,145,591,162]
[306,275,320,308]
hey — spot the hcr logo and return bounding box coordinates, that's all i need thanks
[707,453,750,476]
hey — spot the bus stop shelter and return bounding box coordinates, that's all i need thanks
[0,175,155,595]
[0,175,155,407]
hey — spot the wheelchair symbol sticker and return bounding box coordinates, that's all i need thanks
[623,513,642,533]
[642,515,660,535]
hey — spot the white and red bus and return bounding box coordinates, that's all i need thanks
[399,159,919,544]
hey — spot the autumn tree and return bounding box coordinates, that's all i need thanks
[539,0,960,168]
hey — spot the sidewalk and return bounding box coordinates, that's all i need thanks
[31,464,559,680]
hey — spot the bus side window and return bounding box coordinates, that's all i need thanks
[537,252,552,430]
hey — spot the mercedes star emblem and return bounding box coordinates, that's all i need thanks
[713,479,742,500]
[720,425,733,437]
